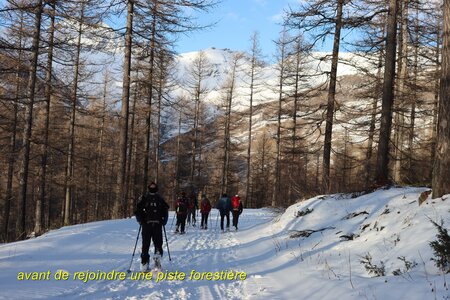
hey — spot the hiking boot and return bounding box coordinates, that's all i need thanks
[140,262,149,272]
[153,253,162,269]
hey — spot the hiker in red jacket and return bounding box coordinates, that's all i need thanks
[231,194,243,230]
[175,192,188,234]
[200,194,212,230]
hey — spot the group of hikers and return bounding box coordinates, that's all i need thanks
[174,191,243,234]
[134,182,244,271]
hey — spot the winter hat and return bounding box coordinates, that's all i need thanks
[148,182,158,193]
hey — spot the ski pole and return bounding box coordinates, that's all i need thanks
[163,225,172,261]
[127,225,141,273]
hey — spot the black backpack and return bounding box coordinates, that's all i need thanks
[141,193,162,223]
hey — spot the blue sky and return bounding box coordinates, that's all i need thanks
[0,0,333,59]
[176,0,305,59]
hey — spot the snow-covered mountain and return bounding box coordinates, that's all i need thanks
[1,187,449,299]
[171,47,372,111]
[172,47,278,111]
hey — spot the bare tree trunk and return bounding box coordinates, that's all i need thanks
[246,32,260,206]
[375,0,399,185]
[272,30,288,207]
[407,5,419,175]
[95,72,108,220]
[342,129,349,191]
[190,88,200,184]
[430,16,441,181]
[432,0,450,198]
[197,117,205,190]
[63,0,85,226]
[393,0,409,183]
[3,12,25,241]
[221,92,232,194]
[114,0,134,218]
[35,0,56,236]
[155,55,164,184]
[187,51,209,186]
[174,110,182,197]
[126,73,138,216]
[322,0,344,194]
[142,5,157,194]
[221,55,240,194]
[290,37,304,204]
[315,152,320,191]
[16,0,43,239]
[364,16,387,189]
[365,47,384,189]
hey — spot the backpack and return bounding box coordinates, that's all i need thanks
[141,193,162,223]
[201,199,211,213]
[176,198,187,215]
[232,196,240,210]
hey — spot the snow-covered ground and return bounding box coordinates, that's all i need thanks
[1,187,449,299]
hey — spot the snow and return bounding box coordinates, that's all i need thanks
[1,187,449,299]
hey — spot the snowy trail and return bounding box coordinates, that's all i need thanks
[0,209,277,300]
[2,188,449,300]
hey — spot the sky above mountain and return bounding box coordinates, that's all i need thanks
[176,0,321,60]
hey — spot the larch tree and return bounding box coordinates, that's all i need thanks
[375,0,399,185]
[244,31,265,208]
[16,0,44,240]
[114,0,134,219]
[432,0,450,198]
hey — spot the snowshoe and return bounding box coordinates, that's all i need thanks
[154,253,162,268]
[140,262,149,272]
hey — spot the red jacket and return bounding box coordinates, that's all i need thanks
[231,196,240,210]
[200,198,212,214]
[175,198,187,215]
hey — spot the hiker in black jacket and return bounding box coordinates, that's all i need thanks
[135,181,169,271]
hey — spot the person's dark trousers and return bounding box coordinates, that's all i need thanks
[186,209,192,224]
[232,210,240,228]
[176,214,187,233]
[192,211,196,224]
[201,213,209,228]
[220,212,230,230]
[141,222,163,264]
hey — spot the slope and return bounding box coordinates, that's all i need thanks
[0,187,449,299]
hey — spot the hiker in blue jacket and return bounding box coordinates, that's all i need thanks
[216,193,232,231]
